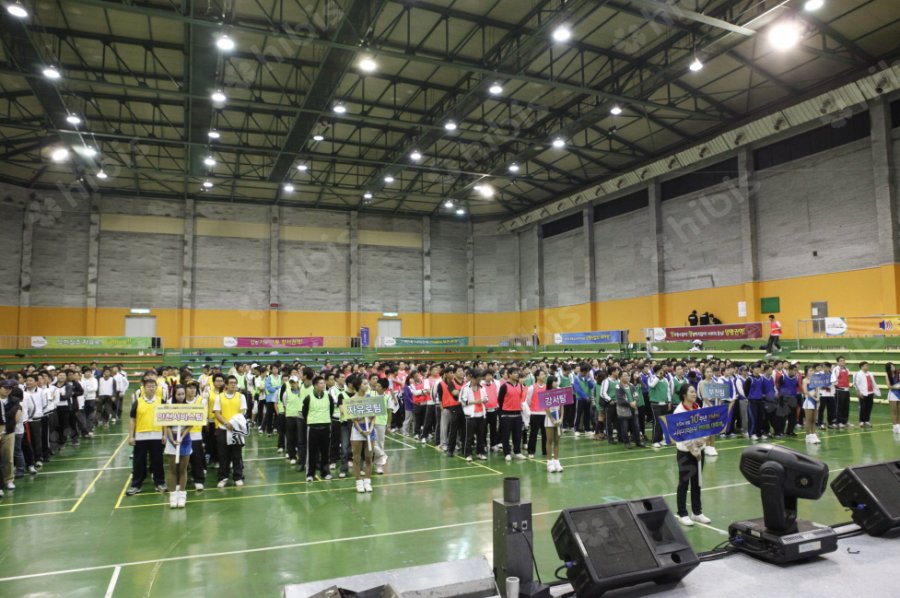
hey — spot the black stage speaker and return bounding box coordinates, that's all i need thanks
[831,459,900,536]
[551,497,698,597]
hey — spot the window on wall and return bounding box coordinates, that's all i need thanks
[593,189,649,222]
[891,99,900,129]
[541,213,582,239]
[753,111,870,171]
[660,157,739,202]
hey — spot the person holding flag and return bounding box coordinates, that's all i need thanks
[543,375,565,473]
[672,384,711,526]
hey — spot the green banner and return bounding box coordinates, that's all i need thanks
[387,336,469,347]
[343,396,386,420]
[30,336,153,349]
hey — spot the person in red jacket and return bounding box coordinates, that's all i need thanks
[435,366,464,457]
[765,315,782,355]
[498,369,527,462]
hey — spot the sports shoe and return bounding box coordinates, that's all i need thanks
[690,513,711,524]
[810,434,821,444]
[751,435,759,441]
[678,516,694,526]
[216,479,227,489]
[277,448,284,454]
[0,489,4,498]
[477,454,487,460]
[375,467,384,474]
[527,453,535,459]
[514,453,526,460]
[176,491,185,508]
[573,432,581,437]
[126,486,141,496]
[846,423,854,429]
[652,442,661,449]
[505,454,512,462]
[329,463,336,470]
[760,435,769,440]
[235,480,244,487]
[195,483,204,492]
[705,447,718,457]
[306,476,314,482]
[893,424,900,433]
[556,460,564,472]
[155,484,167,493]
[289,459,297,465]
[27,466,37,474]
[466,456,473,462]
[547,461,555,473]
[35,461,43,468]
[363,478,373,492]
[339,471,347,478]
[356,479,365,493]
[324,474,333,481]
[169,492,178,509]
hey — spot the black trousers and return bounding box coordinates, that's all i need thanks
[56,406,78,446]
[526,414,546,456]
[421,404,437,441]
[285,416,306,463]
[835,390,851,424]
[204,422,219,464]
[858,394,875,423]
[215,429,244,482]
[306,424,331,478]
[28,419,43,464]
[574,400,591,433]
[464,417,486,457]
[444,405,464,456]
[329,420,342,463]
[765,334,781,353]
[41,414,53,459]
[604,402,618,442]
[500,413,523,456]
[276,412,286,449]
[486,410,500,446]
[562,401,575,429]
[651,403,669,444]
[189,436,205,484]
[413,404,427,438]
[676,450,704,517]
[131,438,164,489]
[262,402,276,433]
[748,400,767,437]
[618,414,641,446]
[817,395,836,426]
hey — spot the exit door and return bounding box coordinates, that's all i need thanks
[125,316,157,337]
[811,302,828,334]
[377,319,402,347]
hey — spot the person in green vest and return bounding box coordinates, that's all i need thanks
[616,371,644,449]
[302,376,334,482]
[283,376,304,466]
[291,367,315,473]
[591,373,606,440]
[649,364,673,448]
[367,376,392,474]
[521,365,535,388]
[599,367,619,443]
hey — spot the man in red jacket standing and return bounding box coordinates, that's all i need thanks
[765,315,782,355]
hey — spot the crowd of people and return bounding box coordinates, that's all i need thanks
[1,353,898,519]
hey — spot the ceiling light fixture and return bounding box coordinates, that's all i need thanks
[208,129,220,140]
[455,207,466,215]
[410,150,422,161]
[6,1,28,18]
[610,105,623,116]
[444,199,454,208]
[96,170,108,180]
[216,35,235,51]
[552,137,566,148]
[297,164,308,172]
[333,103,347,114]
[283,183,294,193]
[202,180,214,189]
[363,192,373,200]
[211,89,227,103]
[42,66,61,80]
[66,114,81,125]
[204,156,216,167]
[489,82,503,95]
[81,145,97,158]
[552,25,572,43]
[689,57,704,72]
[508,163,520,173]
[768,21,802,51]
[444,120,458,131]
[50,147,69,162]
[359,56,377,72]
[804,0,824,11]
[477,184,495,199]
[312,134,325,142]
[384,175,395,184]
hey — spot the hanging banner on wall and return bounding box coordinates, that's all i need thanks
[223,337,324,348]
[359,327,370,348]
[824,317,848,336]
[651,323,763,342]
[386,337,469,347]
[552,330,626,345]
[30,336,153,349]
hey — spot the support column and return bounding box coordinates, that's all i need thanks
[466,221,475,340]
[17,196,35,340]
[513,231,522,333]
[84,192,100,335]
[871,99,900,314]
[647,182,665,327]
[180,199,195,345]
[269,205,280,336]
[422,216,432,336]
[348,211,360,339]
[737,148,760,323]
[583,206,597,329]
[535,225,545,341]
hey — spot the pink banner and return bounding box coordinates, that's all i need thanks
[224,336,324,348]
[537,387,574,410]
[654,323,763,341]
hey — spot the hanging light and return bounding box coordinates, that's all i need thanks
[203,156,216,167]
[359,57,377,72]
[455,207,466,215]
[211,89,227,103]
[508,163,520,173]
[6,1,28,18]
[689,57,704,72]
[50,147,69,162]
[80,145,98,158]
[384,175,395,184]
[312,134,325,142]
[552,137,566,148]
[610,105,623,116]
[769,21,802,51]
[96,170,108,180]
[489,82,503,95]
[66,114,82,126]
[552,26,572,43]
[208,129,221,140]
[363,192,373,200]
[283,183,294,193]
[444,199,454,208]
[444,120,458,131]
[410,150,422,161]
[42,66,61,80]
[202,180,214,188]
[296,164,308,172]
[216,35,235,51]
[333,103,347,114]
[804,0,824,11]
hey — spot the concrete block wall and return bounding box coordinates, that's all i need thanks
[473,221,518,313]
[0,185,26,306]
[358,246,423,313]
[756,139,876,281]
[29,187,90,307]
[661,179,745,292]
[518,227,540,312]
[279,241,350,311]
[193,236,270,310]
[594,208,653,301]
[429,219,468,313]
[542,228,584,308]
[97,232,183,308]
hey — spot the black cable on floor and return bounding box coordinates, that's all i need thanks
[522,531,542,584]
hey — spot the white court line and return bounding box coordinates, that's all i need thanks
[385,434,418,449]
[103,566,121,598]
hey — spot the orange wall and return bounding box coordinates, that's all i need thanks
[3,264,898,347]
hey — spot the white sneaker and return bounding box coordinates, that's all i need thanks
[177,491,186,508]
[679,516,695,526]
[356,479,365,493]
[760,435,769,440]
[466,456,473,462]
[235,480,243,487]
[810,434,821,444]
[527,454,535,459]
[363,478,373,492]
[805,434,814,443]
[169,492,178,509]
[751,435,759,441]
[652,442,661,449]
[277,448,284,454]
[289,459,297,465]
[573,432,581,437]
[195,483,204,491]
[6,482,15,490]
[893,424,900,433]
[514,453,526,460]
[216,479,227,489]
[556,460,563,472]
[690,513,711,524]
[505,454,512,462]
[705,447,718,457]
[586,431,595,436]
[375,467,384,475]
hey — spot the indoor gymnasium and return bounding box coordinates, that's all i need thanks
[1,0,900,596]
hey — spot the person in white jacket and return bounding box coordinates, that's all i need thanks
[459,369,487,462]
[853,362,880,428]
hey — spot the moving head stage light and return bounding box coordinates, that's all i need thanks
[728,444,837,564]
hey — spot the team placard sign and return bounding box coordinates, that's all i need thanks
[537,387,574,410]
[153,404,207,426]
[343,396,386,419]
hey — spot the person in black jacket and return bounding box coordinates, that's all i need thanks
[55,369,83,448]
[1,379,22,493]
[688,310,699,326]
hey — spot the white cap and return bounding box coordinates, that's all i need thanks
[289,376,299,383]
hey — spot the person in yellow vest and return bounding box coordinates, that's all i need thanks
[126,377,166,496]
[283,375,304,466]
[302,376,334,482]
[204,373,225,468]
[184,382,206,491]
[214,375,247,488]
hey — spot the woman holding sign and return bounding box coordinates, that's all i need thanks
[346,376,375,493]
[544,375,564,473]
[163,385,192,508]
[802,366,822,444]
[697,368,719,456]
[673,384,710,526]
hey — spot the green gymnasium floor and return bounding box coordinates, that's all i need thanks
[1,409,898,597]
